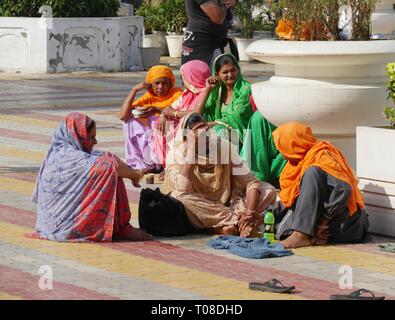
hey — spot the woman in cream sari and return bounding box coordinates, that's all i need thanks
[163,113,276,237]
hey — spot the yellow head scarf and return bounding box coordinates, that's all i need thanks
[132,65,183,109]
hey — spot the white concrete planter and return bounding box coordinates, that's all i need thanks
[0,17,144,73]
[234,37,256,62]
[246,39,395,167]
[142,32,168,56]
[140,47,161,70]
[372,0,395,38]
[357,126,395,237]
[252,31,274,39]
[165,34,183,58]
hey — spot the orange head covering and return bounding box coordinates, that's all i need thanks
[273,122,364,216]
[132,65,182,109]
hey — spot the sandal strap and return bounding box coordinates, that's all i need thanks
[265,278,286,288]
[350,289,375,298]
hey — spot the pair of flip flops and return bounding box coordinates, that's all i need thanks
[379,243,395,253]
[330,289,385,300]
[249,279,295,293]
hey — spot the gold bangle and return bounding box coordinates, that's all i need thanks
[174,111,178,118]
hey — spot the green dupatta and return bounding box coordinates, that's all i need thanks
[203,54,254,143]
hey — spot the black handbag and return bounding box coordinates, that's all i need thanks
[138,188,189,237]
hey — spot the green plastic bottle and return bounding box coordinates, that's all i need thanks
[263,211,275,243]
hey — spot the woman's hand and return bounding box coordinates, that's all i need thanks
[130,170,145,188]
[312,217,330,245]
[133,81,151,92]
[206,121,219,128]
[219,0,235,9]
[157,115,167,135]
[205,76,219,91]
[161,106,173,118]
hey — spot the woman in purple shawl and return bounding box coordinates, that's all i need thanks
[27,112,152,242]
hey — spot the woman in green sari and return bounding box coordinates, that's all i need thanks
[198,53,286,187]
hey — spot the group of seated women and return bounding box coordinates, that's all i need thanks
[29,54,369,249]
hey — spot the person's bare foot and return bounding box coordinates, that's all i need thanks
[211,225,238,235]
[117,227,153,241]
[280,231,311,249]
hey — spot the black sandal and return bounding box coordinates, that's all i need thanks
[249,279,295,293]
[330,289,385,300]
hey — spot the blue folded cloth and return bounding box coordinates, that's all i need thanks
[208,235,293,259]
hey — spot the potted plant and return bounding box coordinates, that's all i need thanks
[161,0,187,58]
[135,1,163,69]
[233,0,268,61]
[135,1,168,56]
[356,62,395,237]
[246,0,395,168]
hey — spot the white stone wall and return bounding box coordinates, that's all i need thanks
[0,17,143,73]
[357,126,395,237]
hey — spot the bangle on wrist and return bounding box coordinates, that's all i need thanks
[317,225,329,230]
[174,111,178,118]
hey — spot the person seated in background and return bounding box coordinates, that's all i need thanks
[200,53,286,187]
[27,112,152,242]
[152,60,211,168]
[119,65,183,173]
[163,113,277,237]
[271,122,369,249]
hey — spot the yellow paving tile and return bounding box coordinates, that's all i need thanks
[0,114,58,129]
[0,146,45,163]
[0,221,304,300]
[0,176,35,196]
[293,246,395,276]
[0,292,22,300]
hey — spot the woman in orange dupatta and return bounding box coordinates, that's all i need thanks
[119,65,183,172]
[271,122,369,249]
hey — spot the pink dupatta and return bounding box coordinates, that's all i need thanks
[152,60,211,166]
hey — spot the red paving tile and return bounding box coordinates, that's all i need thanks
[1,177,392,300]
[0,265,118,300]
[104,242,356,300]
[1,173,37,183]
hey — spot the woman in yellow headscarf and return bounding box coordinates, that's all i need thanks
[119,65,183,172]
[272,122,369,249]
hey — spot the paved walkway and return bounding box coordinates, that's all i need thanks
[0,61,394,300]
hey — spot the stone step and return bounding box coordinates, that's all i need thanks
[359,178,395,209]
[365,204,395,237]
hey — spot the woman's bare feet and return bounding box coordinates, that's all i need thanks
[211,225,238,235]
[116,227,153,241]
[280,231,312,249]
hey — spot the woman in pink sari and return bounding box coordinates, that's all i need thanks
[152,60,211,166]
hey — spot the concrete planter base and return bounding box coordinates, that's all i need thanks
[140,47,161,70]
[143,32,168,56]
[357,126,395,237]
[0,17,144,73]
[246,40,395,167]
[234,37,256,62]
